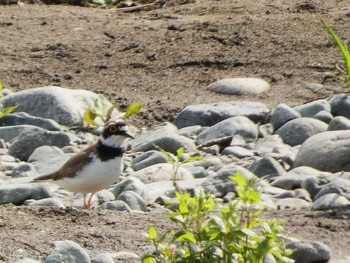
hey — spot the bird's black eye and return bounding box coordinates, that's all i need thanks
[109,125,117,133]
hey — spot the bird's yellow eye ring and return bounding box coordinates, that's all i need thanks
[109,126,117,133]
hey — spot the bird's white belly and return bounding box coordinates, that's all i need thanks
[56,158,122,193]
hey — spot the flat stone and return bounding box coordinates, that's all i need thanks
[196,116,258,145]
[293,99,331,117]
[174,101,269,128]
[312,193,350,210]
[208,77,270,95]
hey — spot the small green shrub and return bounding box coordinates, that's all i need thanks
[321,18,350,88]
[142,172,293,263]
[158,147,202,191]
[83,94,142,126]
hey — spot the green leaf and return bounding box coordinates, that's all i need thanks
[176,147,184,159]
[141,254,157,263]
[182,155,203,163]
[246,189,261,204]
[83,108,99,126]
[0,106,17,118]
[321,18,350,87]
[122,102,142,119]
[175,231,197,243]
[178,199,189,214]
[230,172,247,189]
[148,226,158,240]
[0,82,3,92]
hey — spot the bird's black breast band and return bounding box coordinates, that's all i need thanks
[96,141,123,161]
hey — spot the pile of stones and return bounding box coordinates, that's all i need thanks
[2,85,350,262]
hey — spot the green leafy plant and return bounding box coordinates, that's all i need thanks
[158,147,202,192]
[321,18,350,88]
[0,82,17,118]
[83,94,142,126]
[142,172,293,263]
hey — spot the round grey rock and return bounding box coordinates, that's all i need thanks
[8,127,71,161]
[196,116,258,145]
[248,157,286,179]
[44,240,91,263]
[294,130,350,172]
[287,240,332,263]
[313,110,333,124]
[117,191,147,212]
[109,176,145,199]
[2,86,111,127]
[0,184,51,205]
[99,200,131,211]
[312,193,350,210]
[293,99,331,117]
[328,93,350,119]
[328,116,350,131]
[270,103,301,130]
[275,117,327,146]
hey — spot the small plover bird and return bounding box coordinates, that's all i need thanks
[32,119,133,209]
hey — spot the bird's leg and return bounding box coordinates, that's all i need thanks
[86,193,94,209]
[83,193,87,209]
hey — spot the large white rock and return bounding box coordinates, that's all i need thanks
[294,130,350,172]
[208,78,270,95]
[2,86,115,126]
[131,163,193,184]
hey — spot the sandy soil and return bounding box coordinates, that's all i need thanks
[1,0,350,262]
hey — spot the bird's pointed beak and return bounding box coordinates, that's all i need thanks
[124,132,134,139]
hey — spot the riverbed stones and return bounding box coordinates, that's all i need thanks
[275,117,327,146]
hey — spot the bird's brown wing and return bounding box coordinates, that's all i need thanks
[33,143,97,182]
